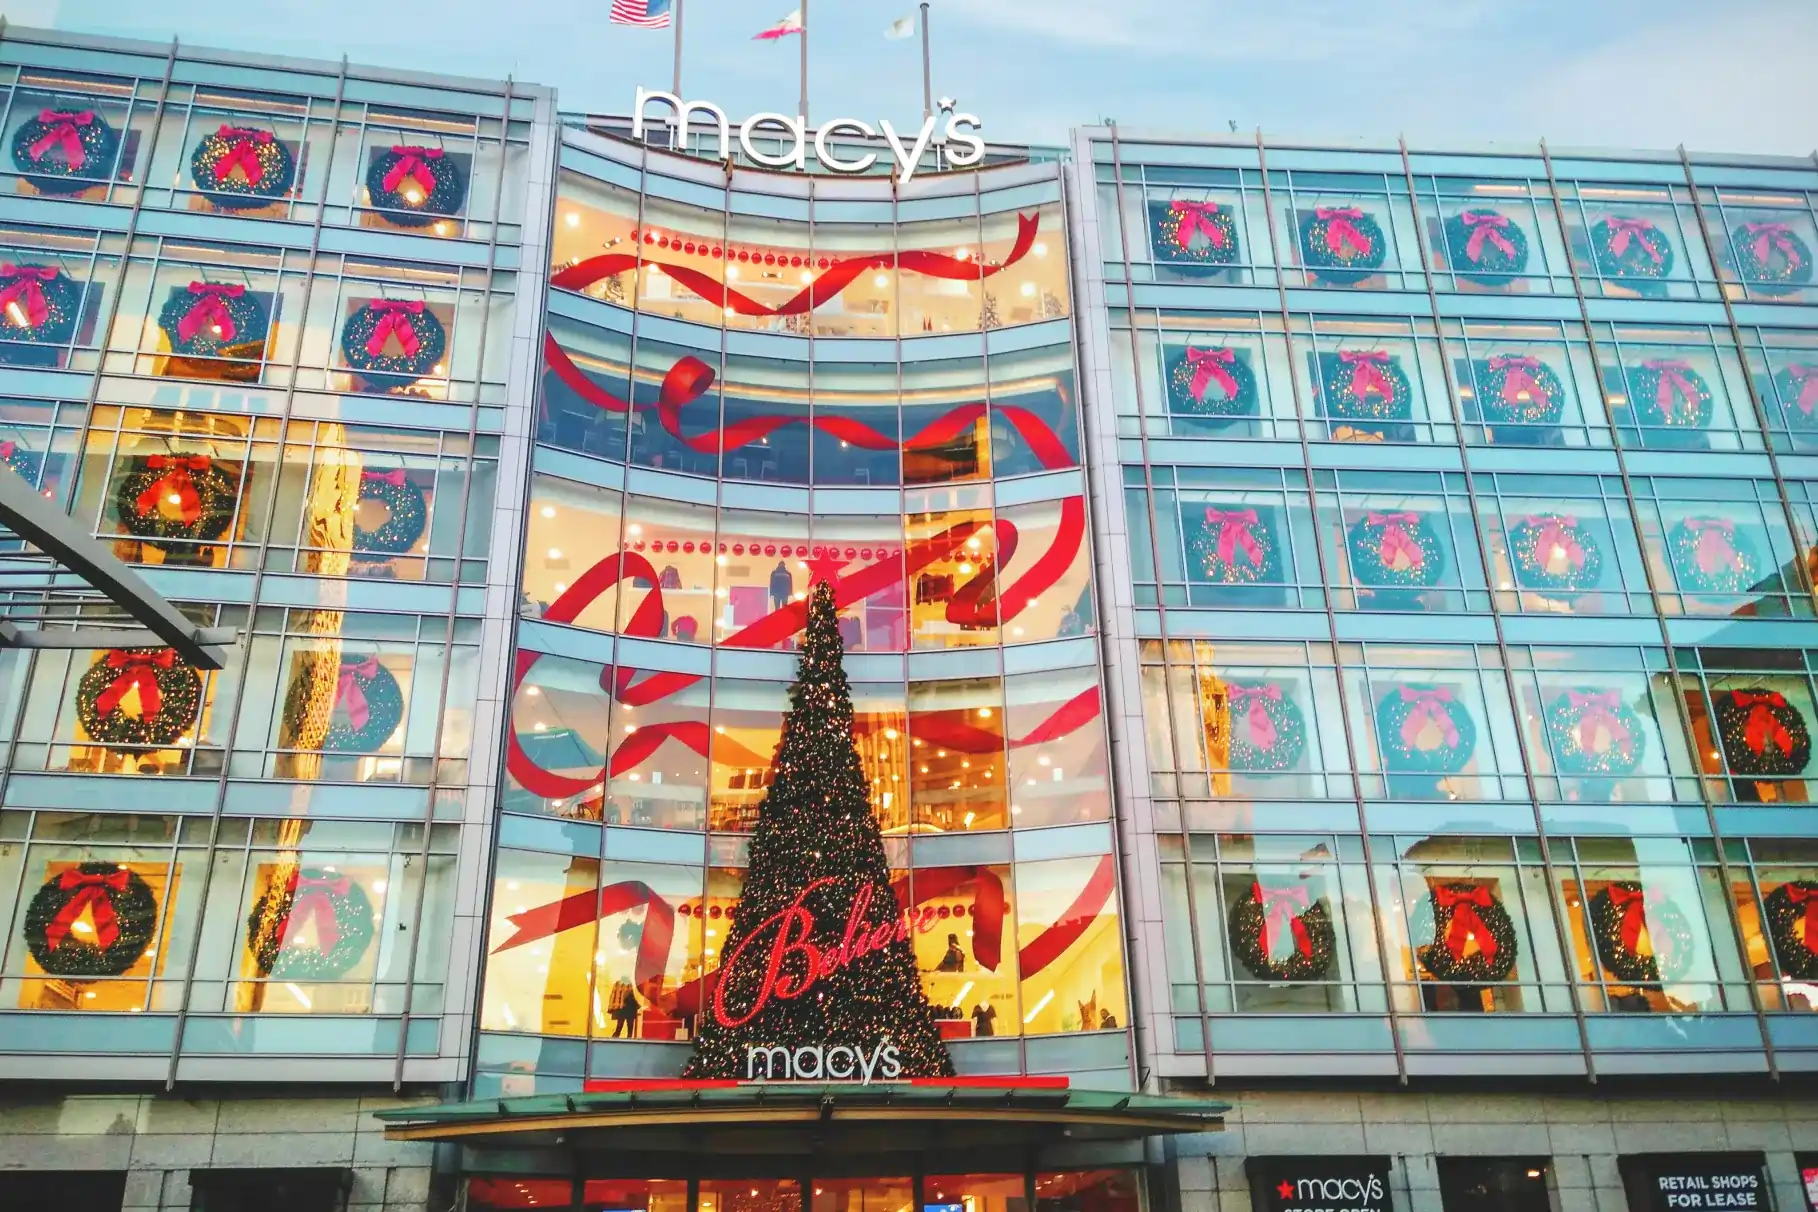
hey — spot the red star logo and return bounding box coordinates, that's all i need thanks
[805,552,846,587]
[1277,1183,1294,1201]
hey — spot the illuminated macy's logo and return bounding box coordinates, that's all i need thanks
[744,1040,903,1083]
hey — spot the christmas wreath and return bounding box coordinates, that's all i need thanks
[156,282,270,361]
[24,862,159,978]
[1774,364,1818,432]
[1626,359,1713,433]
[10,108,120,194]
[0,263,81,350]
[351,466,428,557]
[1148,199,1240,271]
[114,453,238,545]
[1728,220,1812,296]
[1476,355,1564,427]
[1299,206,1386,285]
[1190,507,1278,584]
[1227,881,1335,982]
[0,438,42,486]
[1347,510,1446,590]
[1506,513,1602,598]
[1411,882,1519,984]
[1225,682,1307,772]
[1666,516,1759,595]
[189,125,297,209]
[366,145,467,227]
[1320,350,1412,426]
[340,299,446,390]
[1588,881,1695,985]
[1763,880,1818,981]
[246,867,376,981]
[1376,684,1476,774]
[1546,688,1647,776]
[76,648,202,748]
[1712,687,1811,779]
[1444,209,1529,286]
[1166,345,1259,422]
[323,655,405,752]
[1590,216,1674,286]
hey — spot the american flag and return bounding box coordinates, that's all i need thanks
[609,0,672,28]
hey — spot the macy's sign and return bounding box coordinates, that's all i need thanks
[632,88,985,184]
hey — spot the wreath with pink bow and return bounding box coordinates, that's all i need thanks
[1298,205,1387,285]
[1624,359,1714,433]
[10,107,121,194]
[1346,509,1447,591]
[1545,688,1647,777]
[1443,209,1530,286]
[1589,215,1676,285]
[1665,516,1760,595]
[1474,354,1565,428]
[1223,681,1307,773]
[340,298,447,390]
[322,654,405,753]
[0,263,81,348]
[246,866,377,981]
[366,144,467,227]
[1375,683,1477,774]
[350,464,428,558]
[189,124,297,209]
[1190,505,1280,585]
[1148,198,1241,271]
[1165,345,1259,422]
[1227,880,1336,982]
[1320,350,1413,426]
[1726,219,1813,296]
[1773,364,1818,432]
[156,282,270,361]
[1505,513,1602,598]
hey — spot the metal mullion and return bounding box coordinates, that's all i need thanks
[705,161,734,839]
[1252,128,1408,1082]
[1395,135,1597,1079]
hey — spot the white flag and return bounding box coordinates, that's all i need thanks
[884,15,915,39]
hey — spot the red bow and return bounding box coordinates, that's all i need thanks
[1488,354,1549,411]
[1398,687,1458,749]
[1315,206,1371,258]
[1229,683,1282,749]
[1434,883,1497,965]
[361,468,408,487]
[0,265,58,330]
[1742,221,1803,272]
[382,146,444,198]
[1567,690,1634,760]
[1522,514,1585,572]
[1204,507,1264,570]
[1786,365,1818,416]
[1683,517,1739,577]
[1184,346,1239,402]
[1339,349,1392,402]
[1367,510,1425,571]
[364,300,425,359]
[1784,883,1818,955]
[44,867,131,952]
[1641,359,1700,422]
[1604,217,1663,263]
[1732,690,1796,757]
[279,870,352,952]
[27,109,95,168]
[0,441,14,460]
[1459,211,1517,262]
[1607,883,1675,964]
[176,282,245,343]
[1169,200,1229,250]
[335,656,382,732]
[213,126,274,186]
[94,649,177,720]
[134,454,212,525]
[1254,882,1312,961]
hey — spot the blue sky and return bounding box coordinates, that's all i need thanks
[24,0,1818,154]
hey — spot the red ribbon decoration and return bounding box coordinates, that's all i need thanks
[1604,217,1663,263]
[1742,221,1803,271]
[1184,346,1239,402]
[1567,690,1634,760]
[1522,514,1585,572]
[94,649,176,718]
[1488,354,1548,411]
[134,454,212,525]
[365,300,425,359]
[1398,687,1459,750]
[1641,358,1700,422]
[1732,690,1796,757]
[176,282,245,343]
[1229,683,1281,749]
[1784,883,1818,955]
[1254,882,1313,961]
[1169,201,1229,250]
[0,264,58,329]
[1786,365,1818,416]
[1459,211,1517,262]
[335,656,381,731]
[1016,853,1118,978]
[1434,883,1497,965]
[212,126,273,186]
[1607,883,1675,965]
[279,871,351,952]
[1315,206,1371,257]
[362,468,408,487]
[1339,349,1392,402]
[552,212,1038,318]
[1203,508,1264,570]
[1683,517,1739,577]
[44,867,130,952]
[0,441,14,460]
[382,146,444,197]
[27,109,95,168]
[888,866,1008,971]
[489,879,679,996]
[1367,510,1425,572]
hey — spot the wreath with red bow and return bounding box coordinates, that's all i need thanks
[1190,506,1280,584]
[1712,687,1811,779]
[351,465,428,557]
[246,867,377,981]
[1475,355,1565,427]
[0,438,43,486]
[1546,688,1647,777]
[365,145,467,227]
[1666,516,1760,595]
[1299,206,1387,285]
[1376,684,1477,774]
[1727,220,1813,297]
[23,862,159,977]
[189,125,297,209]
[322,656,405,753]
[1588,880,1695,985]
[1411,882,1519,984]
[1443,209,1530,286]
[1148,199,1241,271]
[1319,350,1413,425]
[1764,880,1818,981]
[0,263,81,347]
[1590,215,1676,285]
[1224,682,1307,773]
[1227,881,1336,982]
[1624,359,1713,433]
[1346,510,1447,590]
[340,299,448,390]
[75,648,203,748]
[10,107,121,194]
[1166,345,1259,422]
[114,452,238,545]
[156,282,270,361]
[1506,513,1602,598]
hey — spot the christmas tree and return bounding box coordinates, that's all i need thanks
[684,580,954,1079]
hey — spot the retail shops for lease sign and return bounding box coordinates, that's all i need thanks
[1620,1154,1769,1212]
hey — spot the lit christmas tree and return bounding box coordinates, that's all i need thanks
[684,580,954,1079]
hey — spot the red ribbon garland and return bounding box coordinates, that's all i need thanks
[27,110,95,168]
[382,146,444,197]
[1254,882,1313,961]
[489,879,678,996]
[1434,883,1497,965]
[44,867,130,951]
[212,126,274,186]
[1604,217,1663,263]
[1398,687,1459,749]
[1641,358,1700,422]
[94,649,176,719]
[176,282,245,343]
[1521,514,1585,572]
[280,871,351,952]
[1567,690,1634,759]
[1488,354,1548,411]
[1229,683,1281,749]
[1169,201,1228,251]
[1314,207,1371,257]
[134,454,212,525]
[1784,883,1818,955]
[1459,211,1517,262]
[1683,517,1739,577]
[552,212,1039,318]
[1184,346,1238,402]
[364,300,425,359]
[1339,349,1392,402]
[1203,508,1264,570]
[1742,221,1802,271]
[1732,690,1796,757]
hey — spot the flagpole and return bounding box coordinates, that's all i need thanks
[799,0,809,122]
[919,2,932,120]
[671,0,684,95]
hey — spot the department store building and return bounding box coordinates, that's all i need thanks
[0,21,1815,1212]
